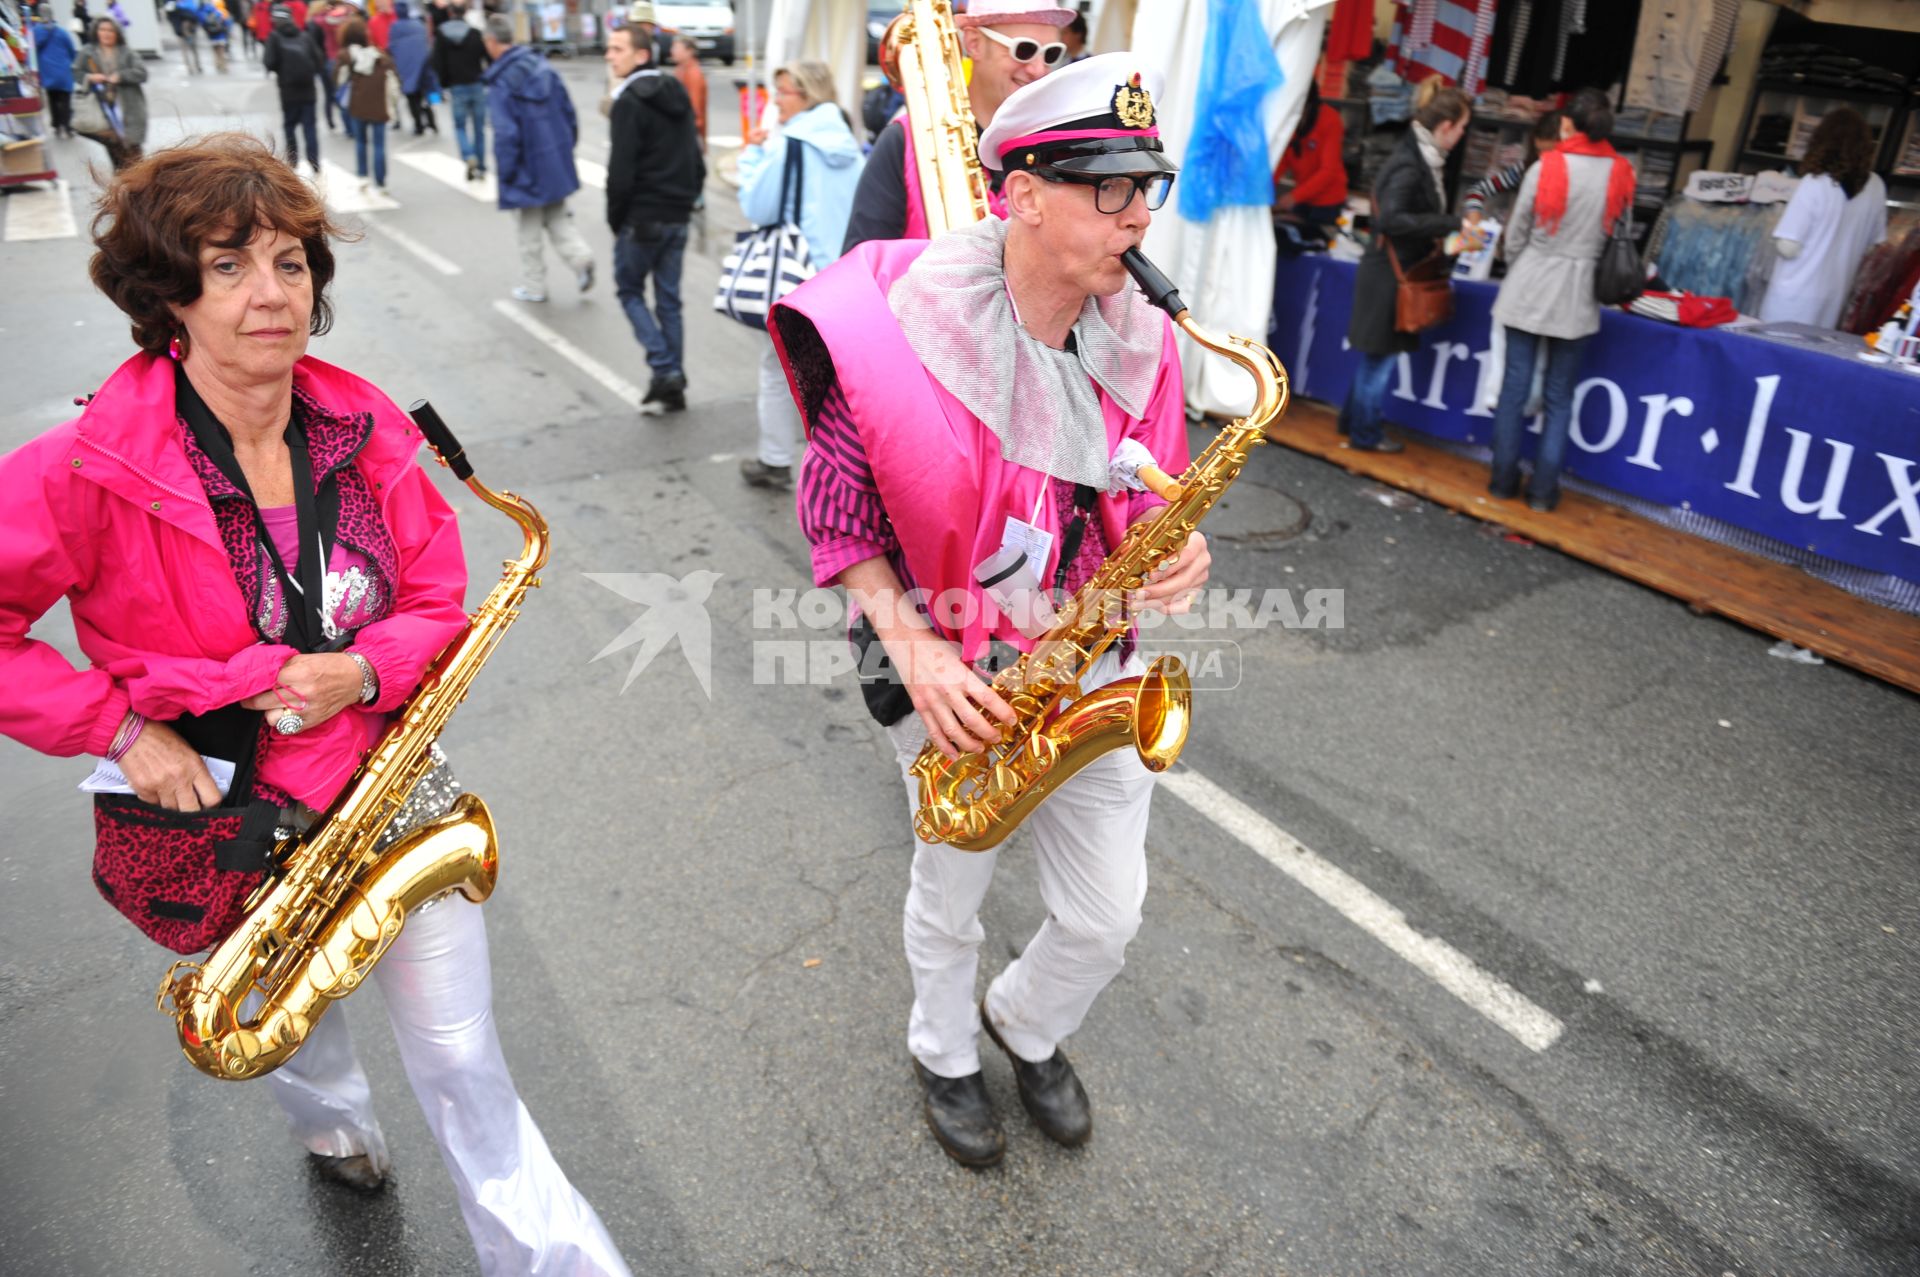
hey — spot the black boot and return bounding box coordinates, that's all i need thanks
[640,372,687,416]
[982,1002,1092,1147]
[309,1152,386,1191]
[912,1060,1004,1168]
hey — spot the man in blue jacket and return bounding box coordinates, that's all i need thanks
[30,4,76,138]
[483,15,594,304]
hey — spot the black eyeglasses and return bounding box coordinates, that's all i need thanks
[1035,168,1174,214]
[976,25,1068,67]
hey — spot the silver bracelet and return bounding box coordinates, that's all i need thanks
[348,652,379,705]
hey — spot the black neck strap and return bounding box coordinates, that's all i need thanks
[175,368,332,653]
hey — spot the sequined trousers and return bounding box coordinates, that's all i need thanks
[263,747,632,1276]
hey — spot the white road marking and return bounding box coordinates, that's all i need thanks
[1157,769,1566,1053]
[395,149,496,203]
[490,300,642,409]
[575,157,607,189]
[2,180,77,241]
[370,221,461,275]
[315,160,400,213]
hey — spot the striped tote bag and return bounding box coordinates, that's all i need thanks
[714,138,816,330]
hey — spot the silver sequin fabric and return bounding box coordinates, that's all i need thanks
[278,743,462,854]
[886,218,1166,490]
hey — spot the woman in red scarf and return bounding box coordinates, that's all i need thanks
[1486,88,1635,512]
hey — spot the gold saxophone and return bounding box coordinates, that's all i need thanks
[882,0,991,235]
[912,249,1290,852]
[156,404,548,1080]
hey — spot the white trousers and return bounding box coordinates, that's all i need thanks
[515,200,593,295]
[756,332,803,467]
[265,895,632,1277]
[883,648,1157,1077]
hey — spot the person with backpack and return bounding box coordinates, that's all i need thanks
[263,3,321,173]
[30,4,77,138]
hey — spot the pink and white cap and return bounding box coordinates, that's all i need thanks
[953,0,1075,30]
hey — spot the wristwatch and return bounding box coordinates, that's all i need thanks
[348,652,379,705]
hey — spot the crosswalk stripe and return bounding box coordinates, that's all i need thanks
[395,148,496,203]
[2,180,77,242]
[312,160,401,213]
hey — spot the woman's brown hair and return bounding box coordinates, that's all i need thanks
[1801,107,1876,199]
[89,133,347,356]
[1412,77,1472,130]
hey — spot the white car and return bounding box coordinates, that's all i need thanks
[655,0,736,64]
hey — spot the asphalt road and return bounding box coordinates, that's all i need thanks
[1,45,1916,1277]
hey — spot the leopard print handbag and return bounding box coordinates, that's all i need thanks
[90,714,279,955]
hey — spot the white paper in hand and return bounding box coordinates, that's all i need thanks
[80,755,237,799]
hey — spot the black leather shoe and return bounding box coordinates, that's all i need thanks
[1526,487,1560,512]
[309,1152,386,1192]
[981,1004,1092,1147]
[1351,437,1405,455]
[912,1060,1004,1167]
[1488,472,1520,499]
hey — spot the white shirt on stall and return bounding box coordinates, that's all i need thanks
[1760,172,1889,328]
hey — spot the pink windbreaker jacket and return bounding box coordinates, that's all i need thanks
[0,351,469,811]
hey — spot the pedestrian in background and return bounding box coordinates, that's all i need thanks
[30,4,76,139]
[335,18,401,194]
[74,17,147,171]
[167,0,203,73]
[386,0,438,134]
[604,19,703,414]
[264,3,322,173]
[1273,80,1346,241]
[736,61,862,487]
[432,0,489,179]
[366,0,393,47]
[1486,88,1636,512]
[309,0,356,132]
[483,15,594,304]
[1341,77,1477,454]
[668,35,706,149]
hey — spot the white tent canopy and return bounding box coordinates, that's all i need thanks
[760,0,873,145]
[1131,0,1332,418]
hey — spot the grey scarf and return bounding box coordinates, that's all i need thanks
[886,218,1163,490]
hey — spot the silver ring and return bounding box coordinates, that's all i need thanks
[274,711,306,735]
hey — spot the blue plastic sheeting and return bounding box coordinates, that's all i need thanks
[1269,254,1920,585]
[1177,0,1284,224]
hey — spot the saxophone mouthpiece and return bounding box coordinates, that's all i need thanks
[1121,248,1188,321]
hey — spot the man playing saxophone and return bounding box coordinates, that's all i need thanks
[774,56,1207,1168]
[842,0,1073,248]
[0,136,630,1276]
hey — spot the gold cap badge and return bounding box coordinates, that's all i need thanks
[1112,73,1155,130]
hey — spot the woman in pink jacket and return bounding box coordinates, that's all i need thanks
[0,135,631,1277]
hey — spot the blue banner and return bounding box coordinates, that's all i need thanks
[1268,255,1920,584]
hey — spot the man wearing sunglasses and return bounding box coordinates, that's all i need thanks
[841,0,1074,251]
[772,54,1209,1169]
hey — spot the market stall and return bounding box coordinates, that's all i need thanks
[1270,252,1920,595]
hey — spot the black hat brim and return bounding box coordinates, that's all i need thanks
[1042,148,1180,176]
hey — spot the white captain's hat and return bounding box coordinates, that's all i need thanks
[954,0,1076,29]
[978,51,1175,175]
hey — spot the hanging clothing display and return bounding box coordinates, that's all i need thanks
[1326,0,1372,62]
[1623,0,1739,116]
[1649,198,1786,315]
[1388,0,1496,96]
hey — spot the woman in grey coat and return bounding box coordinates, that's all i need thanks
[1487,88,1636,511]
[74,16,148,171]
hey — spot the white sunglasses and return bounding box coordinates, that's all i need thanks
[975,25,1068,67]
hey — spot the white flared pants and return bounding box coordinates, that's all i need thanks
[883,648,1157,1078]
[265,895,631,1277]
